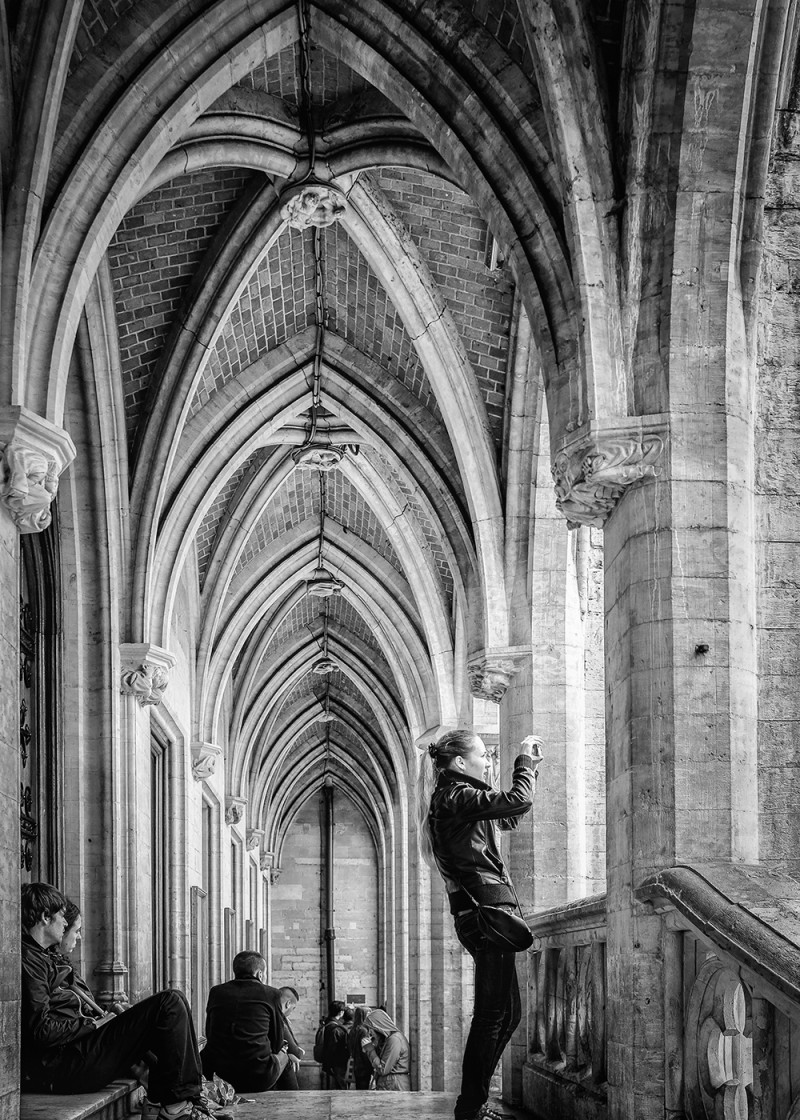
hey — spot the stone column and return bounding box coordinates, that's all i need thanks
[111,642,176,1004]
[0,407,75,1120]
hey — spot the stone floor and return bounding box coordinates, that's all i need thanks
[233,1091,533,1119]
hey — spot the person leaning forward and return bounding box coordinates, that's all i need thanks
[200,951,289,1092]
[20,883,208,1120]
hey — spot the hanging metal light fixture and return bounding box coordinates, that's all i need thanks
[311,600,338,674]
[307,472,343,598]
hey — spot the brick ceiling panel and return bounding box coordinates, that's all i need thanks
[463,0,535,75]
[324,471,403,575]
[326,595,381,654]
[270,597,327,653]
[367,448,455,611]
[190,225,315,416]
[234,468,319,577]
[108,167,252,449]
[322,223,439,416]
[195,449,268,590]
[375,168,515,445]
[69,0,137,73]
[239,44,372,108]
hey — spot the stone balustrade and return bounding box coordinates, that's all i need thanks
[522,893,608,1120]
[519,867,800,1120]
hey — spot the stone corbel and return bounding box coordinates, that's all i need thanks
[246,827,264,851]
[0,407,76,534]
[468,647,531,704]
[225,795,247,826]
[269,866,282,885]
[191,741,222,782]
[120,643,176,707]
[260,850,275,873]
[552,417,667,530]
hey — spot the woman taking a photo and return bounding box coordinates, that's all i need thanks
[418,729,543,1120]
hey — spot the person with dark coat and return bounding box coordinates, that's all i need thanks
[320,1000,349,1089]
[201,951,288,1092]
[348,1006,374,1090]
[21,884,207,1120]
[419,730,543,1120]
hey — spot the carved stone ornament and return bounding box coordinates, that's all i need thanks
[246,827,264,851]
[0,407,76,534]
[270,866,282,885]
[280,179,347,229]
[191,741,222,782]
[467,648,530,704]
[551,419,667,530]
[225,795,247,826]
[120,643,176,707]
[260,850,275,872]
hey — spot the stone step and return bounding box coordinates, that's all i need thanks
[233,1090,534,1119]
[21,1079,140,1120]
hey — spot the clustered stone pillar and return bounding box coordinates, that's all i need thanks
[0,407,75,1120]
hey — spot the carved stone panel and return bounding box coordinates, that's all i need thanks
[551,418,667,529]
[191,741,222,782]
[0,407,76,534]
[120,643,176,707]
[225,795,247,826]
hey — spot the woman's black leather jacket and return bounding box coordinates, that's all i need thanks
[428,754,535,913]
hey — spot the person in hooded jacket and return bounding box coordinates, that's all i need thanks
[359,1008,411,1091]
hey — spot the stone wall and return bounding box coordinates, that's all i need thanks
[756,139,800,876]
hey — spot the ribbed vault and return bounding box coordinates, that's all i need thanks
[10,0,623,1001]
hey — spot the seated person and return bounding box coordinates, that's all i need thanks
[201,951,288,1092]
[21,883,208,1120]
[274,986,303,1091]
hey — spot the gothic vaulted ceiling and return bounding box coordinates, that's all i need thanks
[18,0,626,848]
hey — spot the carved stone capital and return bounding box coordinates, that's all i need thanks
[0,407,76,534]
[468,648,530,704]
[120,643,176,707]
[270,866,282,885]
[552,418,667,529]
[280,179,347,229]
[260,850,275,872]
[225,795,247,826]
[191,741,222,782]
[246,827,264,851]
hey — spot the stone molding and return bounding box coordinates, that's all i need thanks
[551,417,667,529]
[468,647,531,704]
[246,827,264,851]
[0,406,76,534]
[120,643,176,707]
[225,795,247,826]
[191,740,222,782]
[270,866,282,885]
[260,850,275,872]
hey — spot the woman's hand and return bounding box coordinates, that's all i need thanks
[520,736,544,763]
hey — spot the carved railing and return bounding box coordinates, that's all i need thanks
[520,866,800,1120]
[523,894,608,1120]
[637,863,800,1120]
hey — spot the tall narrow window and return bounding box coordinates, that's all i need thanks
[19,527,60,884]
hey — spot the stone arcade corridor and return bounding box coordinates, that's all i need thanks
[3,1,800,1119]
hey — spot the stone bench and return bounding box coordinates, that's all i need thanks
[21,1079,140,1120]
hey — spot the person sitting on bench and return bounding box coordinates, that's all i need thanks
[21,883,209,1120]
